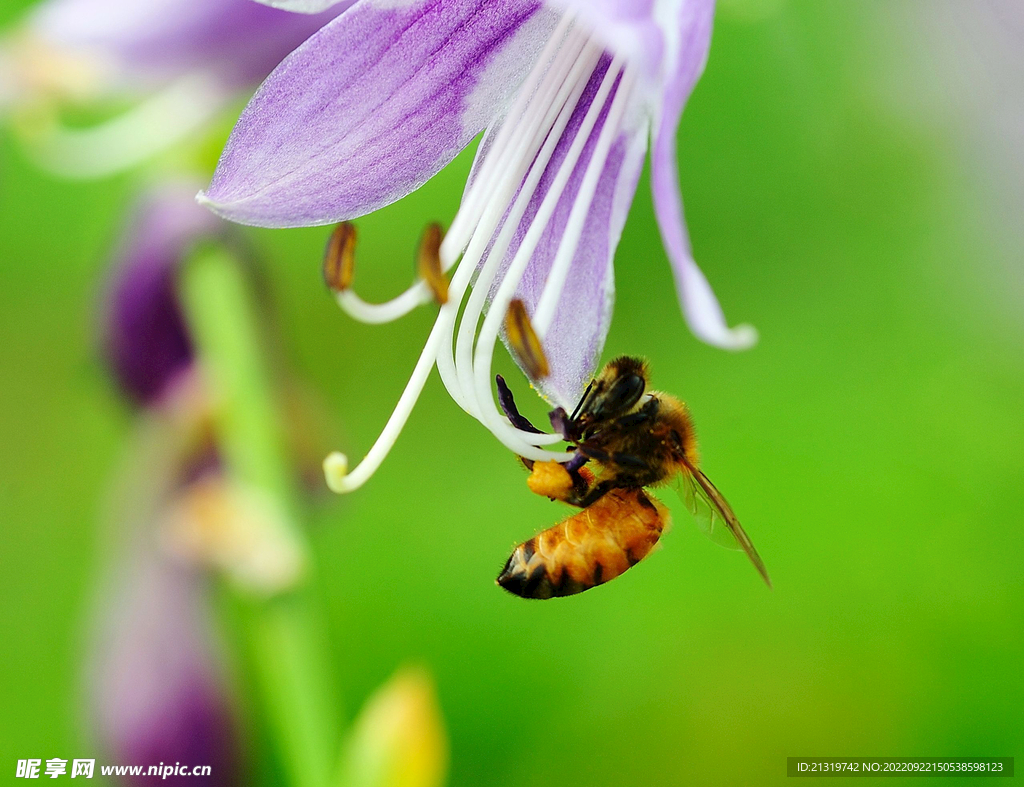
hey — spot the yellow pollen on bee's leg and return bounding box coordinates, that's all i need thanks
[323,221,357,292]
[505,299,550,380]
[417,222,449,305]
[527,460,574,500]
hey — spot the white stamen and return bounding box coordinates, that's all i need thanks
[324,269,462,494]
[334,281,434,325]
[326,173,563,493]
[533,67,638,336]
[442,13,579,260]
[441,29,591,288]
[326,236,480,493]
[448,95,575,445]
[436,34,597,414]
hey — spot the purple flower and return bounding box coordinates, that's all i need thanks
[200,0,756,493]
[100,180,335,523]
[88,504,242,785]
[25,0,346,91]
[100,181,223,408]
[1,0,349,176]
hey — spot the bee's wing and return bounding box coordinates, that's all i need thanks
[676,463,772,589]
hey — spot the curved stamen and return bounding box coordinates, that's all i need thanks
[327,223,448,325]
[533,67,639,336]
[324,306,449,493]
[326,291,568,494]
[436,36,599,415]
[449,43,602,417]
[325,220,564,495]
[326,227,486,494]
[334,285,435,325]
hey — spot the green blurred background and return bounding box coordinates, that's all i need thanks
[1,0,1021,784]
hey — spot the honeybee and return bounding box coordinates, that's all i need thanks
[496,356,771,597]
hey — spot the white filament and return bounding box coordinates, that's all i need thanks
[533,67,638,337]
[438,29,594,414]
[334,281,434,324]
[441,13,579,260]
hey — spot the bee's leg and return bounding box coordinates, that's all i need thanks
[558,447,613,506]
[568,444,655,506]
[564,452,590,500]
[565,452,588,474]
[495,375,544,434]
[574,470,651,507]
[571,479,623,508]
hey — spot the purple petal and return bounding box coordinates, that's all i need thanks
[201,0,559,227]
[493,58,649,408]
[101,181,222,407]
[650,0,756,349]
[28,0,347,90]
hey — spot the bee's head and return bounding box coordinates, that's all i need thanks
[578,356,648,425]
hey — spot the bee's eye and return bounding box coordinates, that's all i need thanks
[594,373,645,418]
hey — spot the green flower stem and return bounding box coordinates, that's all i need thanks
[246,595,337,787]
[181,244,336,787]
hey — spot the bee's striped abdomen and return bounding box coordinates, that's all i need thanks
[497,489,669,599]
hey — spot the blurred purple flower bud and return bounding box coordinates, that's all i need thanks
[2,0,352,176]
[88,541,242,785]
[100,180,222,407]
[26,0,350,93]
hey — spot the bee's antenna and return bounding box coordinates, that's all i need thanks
[568,380,594,423]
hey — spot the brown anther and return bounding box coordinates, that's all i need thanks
[323,221,357,292]
[417,222,448,305]
[505,299,549,380]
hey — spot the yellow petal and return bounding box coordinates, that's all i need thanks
[339,666,448,787]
